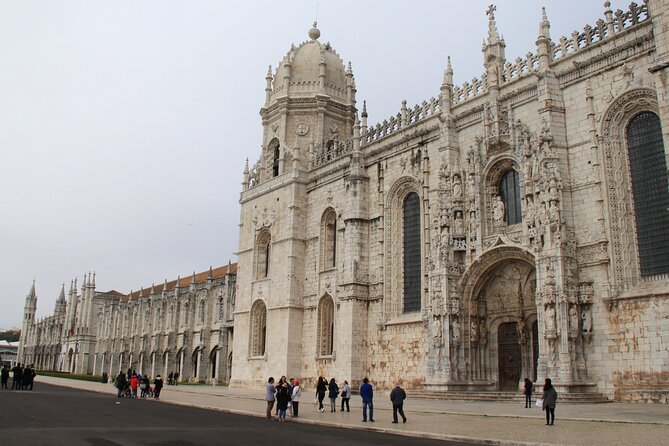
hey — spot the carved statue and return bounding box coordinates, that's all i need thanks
[452,175,463,199]
[452,317,461,346]
[545,305,556,333]
[493,196,505,224]
[548,200,560,224]
[470,319,479,343]
[581,306,593,334]
[569,305,579,333]
[432,317,443,359]
[454,211,464,234]
[479,320,488,345]
[467,174,477,202]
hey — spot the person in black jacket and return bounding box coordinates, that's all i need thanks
[389,382,407,423]
[328,378,339,412]
[275,380,290,422]
[316,376,327,413]
[523,378,533,408]
[11,364,22,390]
[153,375,164,399]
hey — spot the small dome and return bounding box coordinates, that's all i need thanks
[273,31,348,101]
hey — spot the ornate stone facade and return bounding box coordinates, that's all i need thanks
[232,2,669,402]
[19,264,237,384]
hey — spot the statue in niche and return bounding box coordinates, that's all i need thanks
[470,318,479,343]
[479,320,488,345]
[548,176,560,202]
[581,307,592,335]
[454,211,464,234]
[548,200,560,224]
[493,196,505,225]
[539,201,549,227]
[467,174,477,203]
[452,175,463,199]
[469,210,478,235]
[518,322,527,344]
[545,305,556,333]
[569,306,579,334]
[452,317,461,346]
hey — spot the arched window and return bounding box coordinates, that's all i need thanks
[256,230,271,279]
[403,192,421,313]
[321,209,337,269]
[317,295,334,356]
[499,170,522,225]
[626,112,669,275]
[249,300,267,357]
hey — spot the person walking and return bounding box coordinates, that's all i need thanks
[141,374,150,398]
[291,380,301,418]
[360,377,374,422]
[130,373,139,398]
[340,380,351,412]
[265,377,276,420]
[11,363,22,390]
[153,375,164,399]
[328,378,339,412]
[174,371,179,385]
[275,378,290,422]
[1,366,9,389]
[524,378,533,408]
[115,371,127,398]
[168,371,174,386]
[390,382,407,423]
[542,378,558,425]
[316,376,327,413]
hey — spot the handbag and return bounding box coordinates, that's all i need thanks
[535,398,543,408]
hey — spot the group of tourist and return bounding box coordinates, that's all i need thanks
[1,364,36,390]
[114,369,163,399]
[264,375,408,424]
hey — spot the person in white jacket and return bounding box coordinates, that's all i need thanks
[291,380,302,418]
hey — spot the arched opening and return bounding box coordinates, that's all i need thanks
[403,192,422,313]
[210,347,219,380]
[626,112,669,275]
[321,208,337,270]
[256,230,271,279]
[317,295,335,356]
[498,170,522,225]
[250,300,267,357]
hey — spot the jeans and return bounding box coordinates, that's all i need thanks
[362,398,374,421]
[341,397,350,411]
[317,393,325,410]
[545,406,555,424]
[278,408,287,419]
[330,397,337,412]
[525,392,532,408]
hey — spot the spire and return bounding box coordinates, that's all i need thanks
[59,284,65,300]
[536,7,553,72]
[539,7,550,39]
[191,271,196,284]
[361,100,368,133]
[208,266,213,279]
[264,65,273,106]
[485,4,501,45]
[442,56,453,87]
[92,271,96,288]
[176,275,181,289]
[27,280,36,300]
[150,283,156,296]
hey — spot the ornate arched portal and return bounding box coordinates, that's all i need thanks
[460,244,538,390]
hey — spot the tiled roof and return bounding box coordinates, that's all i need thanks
[122,263,237,302]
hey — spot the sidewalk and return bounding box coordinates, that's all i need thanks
[35,376,669,446]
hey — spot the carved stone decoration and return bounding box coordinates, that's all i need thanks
[568,305,579,339]
[295,122,309,136]
[544,304,556,339]
[493,195,505,225]
[470,318,479,343]
[432,316,443,363]
[451,316,461,374]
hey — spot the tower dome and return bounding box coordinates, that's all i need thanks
[270,23,349,103]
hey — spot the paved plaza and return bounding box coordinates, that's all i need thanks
[30,376,669,445]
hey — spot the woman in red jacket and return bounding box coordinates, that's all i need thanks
[130,373,139,398]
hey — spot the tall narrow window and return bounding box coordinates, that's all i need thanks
[403,192,421,313]
[626,112,669,275]
[499,170,522,225]
[256,231,271,279]
[273,147,280,177]
[250,300,267,357]
[317,295,334,356]
[322,209,337,269]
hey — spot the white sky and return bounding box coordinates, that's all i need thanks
[0,0,629,329]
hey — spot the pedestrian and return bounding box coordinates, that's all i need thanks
[340,380,351,412]
[275,376,286,415]
[360,377,374,422]
[288,378,295,417]
[265,377,276,420]
[291,380,301,418]
[130,373,139,398]
[316,376,327,413]
[141,374,150,398]
[11,363,22,390]
[168,371,174,386]
[542,378,558,426]
[276,378,290,422]
[1,365,9,389]
[154,375,164,399]
[328,378,339,412]
[389,382,407,423]
[25,365,35,390]
[524,378,533,408]
[115,371,127,398]
[174,371,179,385]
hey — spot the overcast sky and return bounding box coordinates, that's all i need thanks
[0,0,628,329]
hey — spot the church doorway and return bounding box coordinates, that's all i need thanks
[498,322,521,390]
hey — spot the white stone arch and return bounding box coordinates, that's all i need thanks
[254,228,272,279]
[600,88,661,291]
[384,175,424,320]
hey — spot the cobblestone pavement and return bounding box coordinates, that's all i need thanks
[35,376,669,446]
